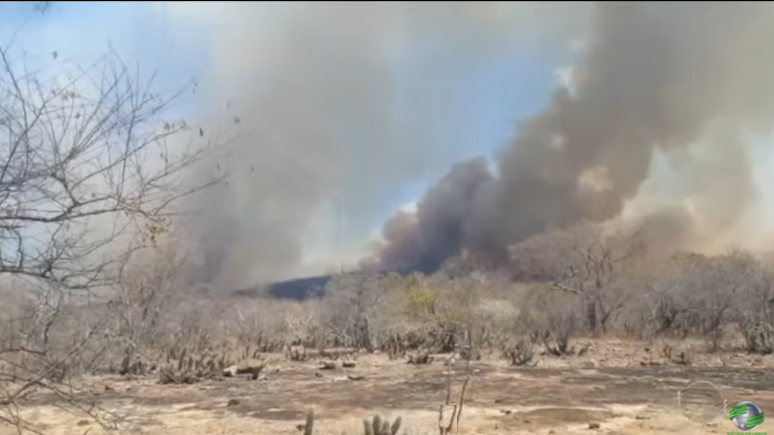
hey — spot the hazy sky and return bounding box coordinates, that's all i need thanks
[0,2,566,274]
[5,2,774,282]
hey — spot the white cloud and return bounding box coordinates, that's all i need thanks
[553,66,575,91]
[399,200,419,215]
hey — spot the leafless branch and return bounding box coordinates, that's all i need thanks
[0,35,223,433]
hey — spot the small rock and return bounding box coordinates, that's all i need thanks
[347,374,365,381]
[236,363,267,376]
[523,419,531,424]
[103,385,115,392]
[314,372,323,378]
[342,361,356,368]
[227,399,239,407]
[548,430,556,434]
[499,409,512,415]
[635,415,649,420]
[319,361,337,370]
[76,420,90,426]
[588,422,600,429]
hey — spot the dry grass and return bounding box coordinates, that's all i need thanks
[1,338,772,435]
[3,247,774,434]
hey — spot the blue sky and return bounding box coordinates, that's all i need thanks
[0,1,575,268]
[0,2,207,117]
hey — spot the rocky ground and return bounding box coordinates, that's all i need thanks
[5,337,774,435]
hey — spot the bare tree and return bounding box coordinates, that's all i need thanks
[104,241,194,372]
[730,253,774,353]
[324,272,385,351]
[657,250,758,349]
[509,222,646,334]
[0,40,220,431]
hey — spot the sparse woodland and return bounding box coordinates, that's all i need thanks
[0,32,222,431]
[4,211,773,432]
[1,20,774,435]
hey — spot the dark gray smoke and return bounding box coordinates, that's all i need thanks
[363,157,494,273]
[172,2,590,288]
[370,2,774,272]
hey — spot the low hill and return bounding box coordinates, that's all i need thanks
[230,268,416,300]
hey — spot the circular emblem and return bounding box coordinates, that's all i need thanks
[729,400,765,431]
[677,380,728,434]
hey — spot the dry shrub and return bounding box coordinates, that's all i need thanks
[502,337,535,366]
[287,344,309,361]
[740,316,774,355]
[514,284,580,357]
[407,350,433,365]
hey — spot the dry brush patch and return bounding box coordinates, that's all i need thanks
[0,26,231,430]
[2,160,774,432]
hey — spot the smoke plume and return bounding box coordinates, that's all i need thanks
[370,2,774,272]
[172,2,774,285]
[169,1,590,288]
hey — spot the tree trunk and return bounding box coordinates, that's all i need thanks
[585,299,598,333]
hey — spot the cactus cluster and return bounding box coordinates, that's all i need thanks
[362,415,402,435]
[287,344,309,362]
[299,412,406,435]
[110,346,233,379]
[407,350,433,365]
[384,333,407,360]
[116,349,156,376]
[157,350,231,384]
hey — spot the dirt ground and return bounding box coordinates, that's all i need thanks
[6,338,774,435]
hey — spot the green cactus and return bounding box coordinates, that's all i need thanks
[390,417,402,435]
[178,348,187,370]
[363,415,401,435]
[303,411,314,435]
[298,413,404,435]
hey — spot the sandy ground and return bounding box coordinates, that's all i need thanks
[5,338,774,435]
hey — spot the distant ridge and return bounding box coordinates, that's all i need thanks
[266,274,332,299]
[230,268,415,300]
